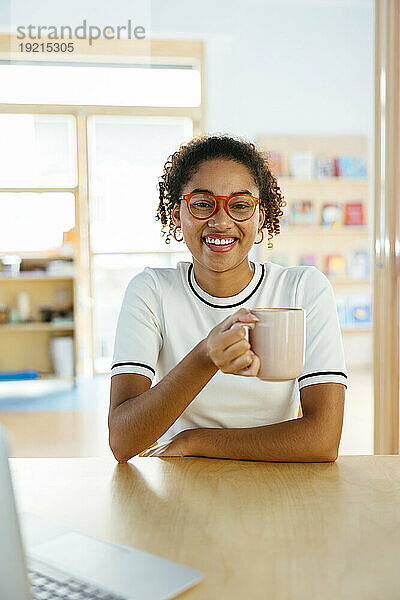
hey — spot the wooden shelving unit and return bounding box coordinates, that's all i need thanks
[0,256,77,383]
[257,135,371,355]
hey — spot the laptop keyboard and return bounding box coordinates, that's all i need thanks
[28,567,125,599]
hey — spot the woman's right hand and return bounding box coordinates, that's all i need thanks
[204,307,261,377]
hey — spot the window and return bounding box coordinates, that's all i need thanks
[88,115,193,252]
[0,192,75,252]
[88,114,194,371]
[0,114,77,187]
[0,36,203,375]
[0,64,201,107]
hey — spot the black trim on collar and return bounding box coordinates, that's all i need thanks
[111,362,155,375]
[187,263,265,308]
[298,371,348,382]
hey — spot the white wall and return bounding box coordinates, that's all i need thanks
[1,0,374,139]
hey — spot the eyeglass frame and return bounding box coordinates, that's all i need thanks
[178,192,261,222]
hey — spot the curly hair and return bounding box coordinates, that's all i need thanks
[155,134,286,248]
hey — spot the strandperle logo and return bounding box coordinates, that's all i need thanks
[16,20,146,46]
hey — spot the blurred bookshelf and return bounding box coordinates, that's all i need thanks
[0,254,77,384]
[257,135,372,368]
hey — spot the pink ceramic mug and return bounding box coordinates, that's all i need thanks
[232,308,306,381]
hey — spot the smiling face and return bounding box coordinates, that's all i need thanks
[171,158,265,277]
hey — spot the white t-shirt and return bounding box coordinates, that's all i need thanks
[111,261,348,445]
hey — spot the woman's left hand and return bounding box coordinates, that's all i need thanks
[140,430,191,457]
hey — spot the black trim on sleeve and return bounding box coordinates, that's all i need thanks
[111,362,156,375]
[298,371,347,382]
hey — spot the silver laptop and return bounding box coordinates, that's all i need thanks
[0,425,203,600]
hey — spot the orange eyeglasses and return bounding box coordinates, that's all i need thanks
[179,192,261,222]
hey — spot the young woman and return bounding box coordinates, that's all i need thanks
[109,135,347,463]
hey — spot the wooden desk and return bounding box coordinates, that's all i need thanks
[10,456,400,600]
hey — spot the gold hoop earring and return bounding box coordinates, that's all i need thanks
[254,229,264,245]
[173,226,183,242]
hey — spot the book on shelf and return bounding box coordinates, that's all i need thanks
[347,249,370,279]
[299,254,317,267]
[325,254,346,278]
[290,200,316,225]
[289,151,314,179]
[267,151,284,177]
[321,203,344,227]
[315,156,336,178]
[344,202,365,226]
[335,156,367,179]
[347,294,372,327]
[335,294,372,329]
[335,295,348,328]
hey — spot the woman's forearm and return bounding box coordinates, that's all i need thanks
[187,418,337,462]
[109,339,218,461]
